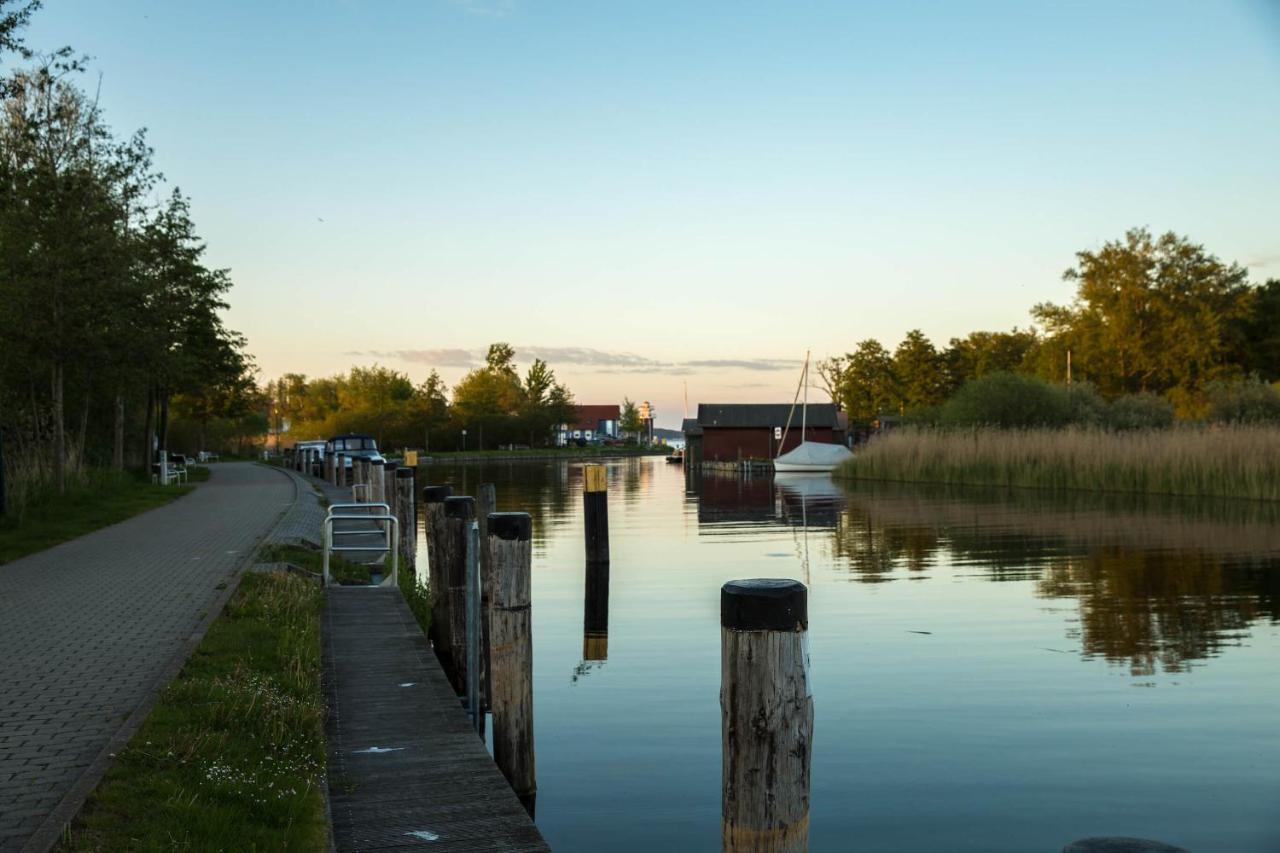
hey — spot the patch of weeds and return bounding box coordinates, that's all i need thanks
[257,542,372,585]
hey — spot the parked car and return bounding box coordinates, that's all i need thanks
[325,433,384,469]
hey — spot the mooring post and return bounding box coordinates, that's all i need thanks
[323,450,333,483]
[422,485,453,661]
[488,511,536,813]
[721,579,812,853]
[353,458,365,501]
[395,467,416,572]
[335,453,345,487]
[477,482,497,709]
[443,496,476,694]
[383,461,398,509]
[583,559,610,661]
[465,520,483,734]
[372,458,387,506]
[583,464,609,564]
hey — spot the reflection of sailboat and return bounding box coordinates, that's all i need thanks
[774,351,853,473]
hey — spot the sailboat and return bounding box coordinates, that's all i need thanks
[773,351,854,474]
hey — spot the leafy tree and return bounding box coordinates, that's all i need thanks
[620,398,642,439]
[834,340,898,425]
[892,330,946,411]
[1231,278,1280,382]
[943,329,1039,390]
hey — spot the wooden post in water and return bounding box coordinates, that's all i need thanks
[421,485,453,662]
[476,482,497,709]
[323,450,334,483]
[583,464,609,565]
[353,458,366,500]
[371,458,386,506]
[583,560,609,661]
[395,467,416,572]
[383,461,398,509]
[443,496,476,694]
[335,453,345,487]
[720,579,812,853]
[488,511,535,813]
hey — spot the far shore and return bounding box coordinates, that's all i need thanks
[412,446,670,464]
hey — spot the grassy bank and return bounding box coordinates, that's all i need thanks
[60,570,327,851]
[837,425,1280,501]
[0,467,208,565]
[258,541,369,585]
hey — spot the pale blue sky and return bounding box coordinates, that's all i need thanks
[26,1,1280,426]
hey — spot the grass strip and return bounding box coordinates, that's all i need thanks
[59,570,327,852]
[258,541,371,585]
[0,467,209,565]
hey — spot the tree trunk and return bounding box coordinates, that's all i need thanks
[158,390,170,452]
[142,384,155,465]
[112,393,125,470]
[53,363,66,494]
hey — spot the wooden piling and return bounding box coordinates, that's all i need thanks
[371,458,386,506]
[477,482,497,709]
[443,496,476,694]
[422,485,453,660]
[583,464,609,565]
[324,449,334,483]
[353,458,367,500]
[395,467,416,572]
[336,453,345,487]
[720,579,812,853]
[487,511,536,812]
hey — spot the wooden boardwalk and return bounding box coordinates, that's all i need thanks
[323,586,550,852]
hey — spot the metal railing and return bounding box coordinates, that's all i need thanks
[323,502,399,587]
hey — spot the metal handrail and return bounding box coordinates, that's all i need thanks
[322,509,399,588]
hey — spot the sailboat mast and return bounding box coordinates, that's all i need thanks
[801,350,809,441]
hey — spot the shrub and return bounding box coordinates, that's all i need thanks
[1206,378,1280,424]
[939,372,1074,428]
[1105,393,1175,431]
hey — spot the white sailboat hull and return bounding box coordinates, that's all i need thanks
[773,441,852,473]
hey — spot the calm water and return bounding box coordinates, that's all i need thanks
[417,458,1280,853]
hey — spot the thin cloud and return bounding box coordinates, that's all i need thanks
[515,346,665,370]
[355,348,479,368]
[350,345,799,375]
[681,358,801,372]
[1246,254,1280,269]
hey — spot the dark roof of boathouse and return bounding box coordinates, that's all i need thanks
[696,403,840,429]
[682,418,702,436]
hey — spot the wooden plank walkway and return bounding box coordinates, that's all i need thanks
[323,586,550,852]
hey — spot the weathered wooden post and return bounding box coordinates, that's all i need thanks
[394,467,416,572]
[488,511,535,813]
[477,482,497,708]
[372,458,387,506]
[421,485,453,659]
[323,449,334,482]
[335,453,346,487]
[383,460,398,505]
[352,458,364,500]
[443,496,476,694]
[721,579,812,853]
[583,464,609,564]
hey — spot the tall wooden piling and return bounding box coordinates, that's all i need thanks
[371,458,387,506]
[336,453,346,487]
[477,482,497,708]
[394,467,416,571]
[354,458,368,501]
[422,485,453,658]
[324,450,334,483]
[443,496,476,694]
[583,464,609,565]
[720,579,812,853]
[487,511,535,812]
[383,461,398,509]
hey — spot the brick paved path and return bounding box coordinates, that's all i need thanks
[0,463,297,852]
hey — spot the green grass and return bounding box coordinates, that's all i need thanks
[399,554,432,637]
[59,570,328,852]
[838,425,1280,501]
[257,542,371,585]
[0,467,208,565]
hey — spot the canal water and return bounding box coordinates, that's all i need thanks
[418,457,1280,853]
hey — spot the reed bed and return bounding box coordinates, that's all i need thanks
[837,425,1280,501]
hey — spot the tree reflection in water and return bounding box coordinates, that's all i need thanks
[825,481,1280,675]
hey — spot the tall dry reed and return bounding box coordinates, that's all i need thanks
[837,425,1280,501]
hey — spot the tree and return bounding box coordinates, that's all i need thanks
[833,340,898,425]
[517,359,574,447]
[1232,278,1280,382]
[620,398,642,439]
[943,329,1039,390]
[1033,228,1252,413]
[452,344,523,450]
[892,330,946,411]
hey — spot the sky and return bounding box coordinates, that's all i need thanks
[24,0,1280,428]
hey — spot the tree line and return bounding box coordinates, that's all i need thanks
[822,228,1280,426]
[269,344,575,452]
[0,2,254,510]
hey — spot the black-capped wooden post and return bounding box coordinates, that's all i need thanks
[383,460,398,507]
[422,485,453,658]
[721,579,812,853]
[583,464,608,564]
[443,495,476,694]
[394,467,415,572]
[477,482,497,708]
[487,511,535,813]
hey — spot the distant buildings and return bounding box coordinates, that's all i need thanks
[557,404,621,446]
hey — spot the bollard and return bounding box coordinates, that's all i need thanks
[583,559,609,661]
[477,482,497,709]
[422,485,453,660]
[371,458,386,506]
[1062,840,1189,853]
[583,464,609,565]
[443,496,476,695]
[394,467,416,572]
[383,461,398,509]
[487,511,535,813]
[721,579,812,853]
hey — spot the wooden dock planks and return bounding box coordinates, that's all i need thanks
[323,587,550,852]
